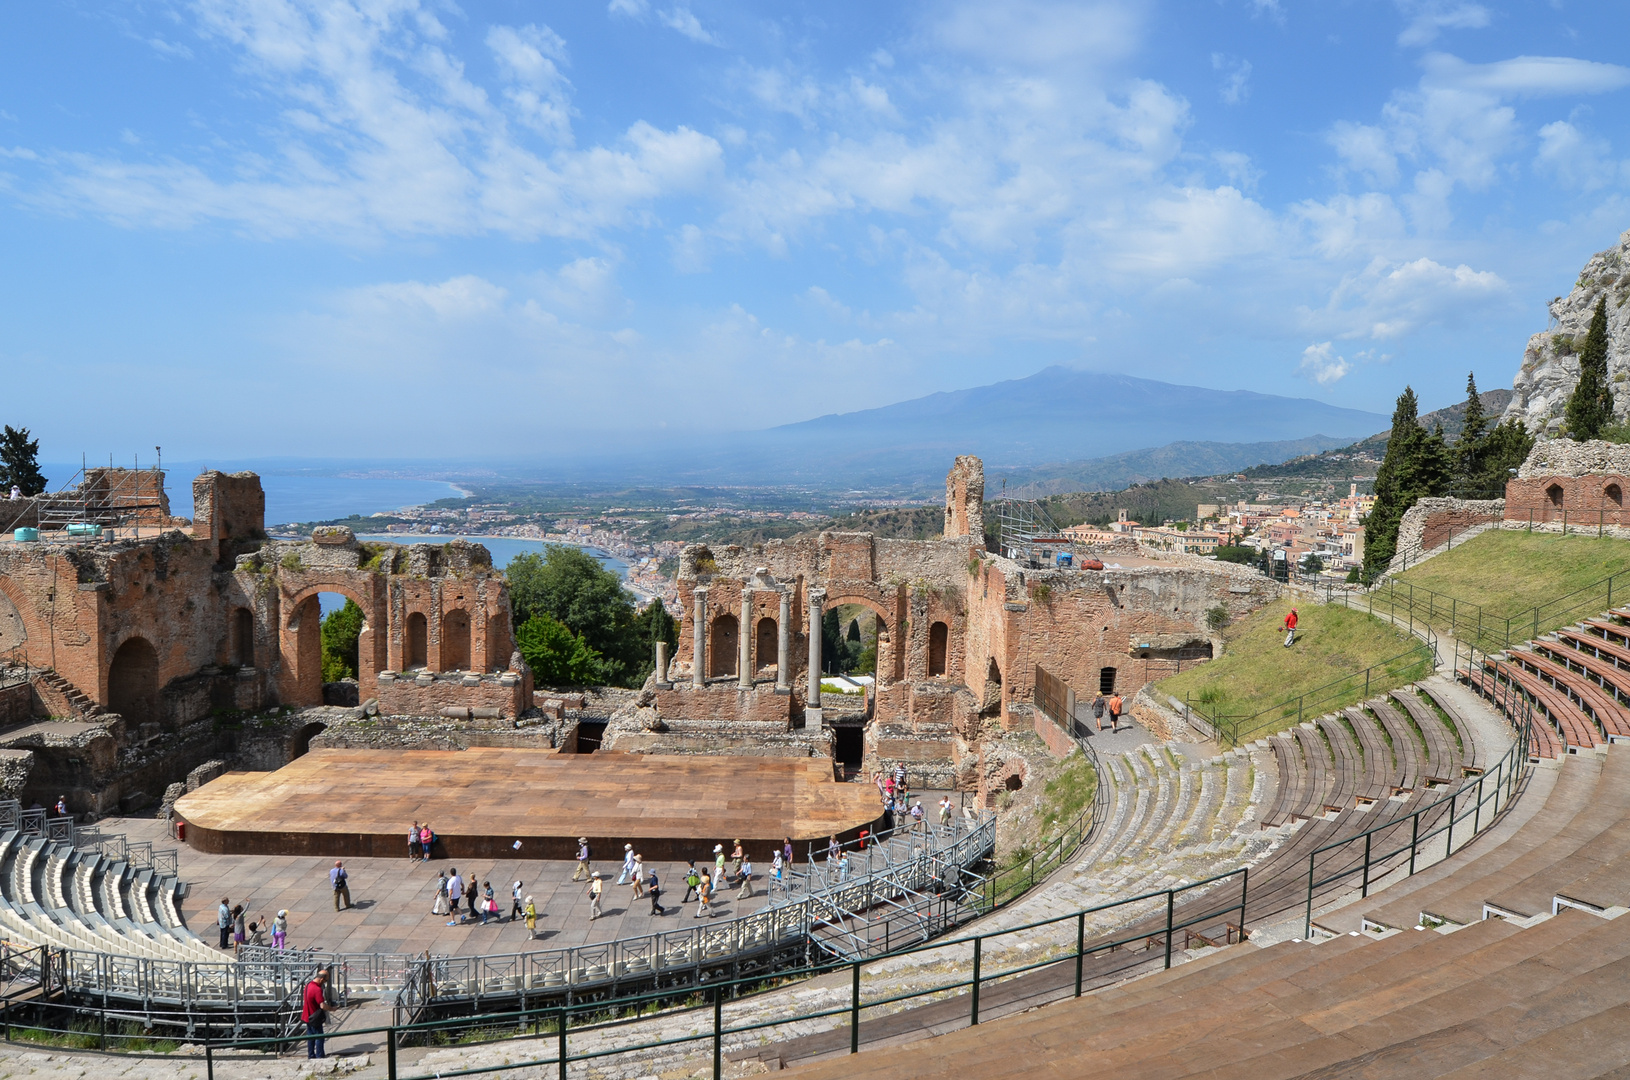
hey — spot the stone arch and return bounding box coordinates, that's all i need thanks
[1607,482,1623,507]
[710,613,739,678]
[227,607,254,668]
[928,621,949,677]
[1547,483,1565,508]
[283,581,374,708]
[405,611,428,669]
[108,636,160,726]
[442,608,471,671]
[755,617,777,673]
[825,593,899,683]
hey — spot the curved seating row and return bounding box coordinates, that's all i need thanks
[772,749,1630,1079]
[0,829,216,964]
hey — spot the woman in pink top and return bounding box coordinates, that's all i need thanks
[419,824,433,862]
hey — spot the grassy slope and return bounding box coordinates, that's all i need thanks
[1388,530,1630,644]
[1156,599,1426,741]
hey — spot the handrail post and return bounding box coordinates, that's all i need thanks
[851,961,861,1053]
[1303,854,1315,939]
[1075,911,1086,996]
[387,1024,398,1079]
[970,937,981,1025]
[558,1007,568,1080]
[1408,811,1419,876]
[713,987,723,1080]
[1446,789,1458,855]
[206,1040,214,1080]
[1361,833,1372,898]
[1474,774,1485,833]
[1164,889,1175,969]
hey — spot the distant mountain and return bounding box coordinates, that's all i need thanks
[989,436,1355,496]
[743,368,1386,482]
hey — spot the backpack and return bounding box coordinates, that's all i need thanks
[686,870,700,887]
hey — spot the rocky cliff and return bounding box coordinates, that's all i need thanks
[1505,229,1630,434]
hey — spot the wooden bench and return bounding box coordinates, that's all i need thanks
[1265,734,1304,827]
[1496,654,1605,748]
[1390,689,1460,782]
[1292,725,1336,816]
[1456,664,1567,760]
[1342,707,1404,793]
[1528,642,1630,738]
[1367,699,1423,791]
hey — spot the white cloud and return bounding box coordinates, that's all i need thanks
[1396,2,1490,48]
[1535,120,1626,191]
[341,275,509,320]
[608,0,648,15]
[1329,121,1399,187]
[1211,54,1252,105]
[930,0,1141,69]
[659,7,718,45]
[17,1,723,242]
[1314,256,1507,340]
[1421,53,1630,97]
[1298,342,1351,385]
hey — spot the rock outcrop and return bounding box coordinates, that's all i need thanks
[1505,229,1630,435]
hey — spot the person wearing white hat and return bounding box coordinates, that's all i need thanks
[510,880,525,922]
[273,910,288,950]
[588,872,604,920]
[573,837,591,881]
[713,843,726,881]
[617,843,636,885]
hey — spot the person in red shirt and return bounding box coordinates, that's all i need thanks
[1283,608,1299,648]
[302,970,329,1059]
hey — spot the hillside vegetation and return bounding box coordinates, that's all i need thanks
[1386,529,1630,645]
[1156,599,1427,744]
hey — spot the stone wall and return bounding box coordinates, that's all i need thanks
[375,666,532,720]
[1385,497,1506,576]
[0,682,34,727]
[653,683,792,724]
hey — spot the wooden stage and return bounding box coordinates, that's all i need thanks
[173,748,882,861]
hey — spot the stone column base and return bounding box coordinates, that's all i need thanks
[805,707,824,725]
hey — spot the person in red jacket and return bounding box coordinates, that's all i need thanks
[302,970,329,1059]
[1283,608,1299,648]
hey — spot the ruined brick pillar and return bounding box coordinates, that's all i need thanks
[691,587,708,689]
[738,588,753,690]
[807,588,825,713]
[776,589,791,691]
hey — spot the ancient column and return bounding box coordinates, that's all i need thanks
[738,588,753,690]
[775,589,791,691]
[655,641,669,685]
[807,588,826,711]
[692,587,708,689]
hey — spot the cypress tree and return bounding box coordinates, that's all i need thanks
[1363,387,1425,579]
[1565,295,1615,440]
[1457,372,1487,486]
[0,426,46,497]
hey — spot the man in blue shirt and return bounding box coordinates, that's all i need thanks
[330,861,351,910]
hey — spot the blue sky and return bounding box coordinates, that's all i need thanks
[2,0,1629,460]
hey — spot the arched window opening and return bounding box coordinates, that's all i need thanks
[1004,773,1024,793]
[928,621,949,677]
[710,614,739,678]
[1547,484,1565,508]
[1099,666,1118,694]
[232,608,254,667]
[755,617,777,673]
[405,612,428,669]
[108,637,160,727]
[442,609,471,671]
[1607,483,1623,507]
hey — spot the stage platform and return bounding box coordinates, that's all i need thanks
[173,748,883,861]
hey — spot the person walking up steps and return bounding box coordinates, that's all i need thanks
[1283,607,1299,647]
[573,837,591,881]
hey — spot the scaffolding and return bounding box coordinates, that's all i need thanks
[992,481,1077,569]
[0,452,168,542]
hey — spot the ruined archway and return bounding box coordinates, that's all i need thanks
[231,608,254,667]
[108,637,159,727]
[710,614,739,678]
[283,583,373,708]
[825,594,899,683]
[928,621,948,677]
[442,609,471,671]
[755,617,777,673]
[1547,483,1565,509]
[1608,483,1623,507]
[289,721,327,760]
[405,611,428,669]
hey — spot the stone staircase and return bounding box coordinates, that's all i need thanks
[28,668,103,720]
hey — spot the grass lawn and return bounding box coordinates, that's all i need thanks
[1384,530,1630,647]
[1156,598,1429,744]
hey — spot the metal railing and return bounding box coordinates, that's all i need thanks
[102,865,1256,1080]
[1183,632,1437,749]
[1366,567,1630,656]
[1301,693,1535,937]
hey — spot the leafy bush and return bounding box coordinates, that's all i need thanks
[1205,604,1230,632]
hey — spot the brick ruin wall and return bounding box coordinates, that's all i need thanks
[0,470,527,816]
[1384,497,1506,577]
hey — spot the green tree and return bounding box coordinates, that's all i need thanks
[320,599,364,683]
[0,426,47,496]
[1470,418,1535,494]
[517,613,607,686]
[1364,387,1451,578]
[1456,372,1488,484]
[1211,545,1257,565]
[505,547,643,685]
[1565,296,1615,440]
